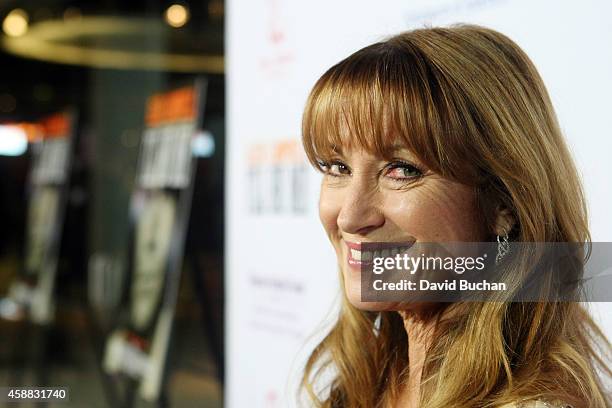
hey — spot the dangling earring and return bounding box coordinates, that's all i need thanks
[373,312,382,336]
[496,227,510,265]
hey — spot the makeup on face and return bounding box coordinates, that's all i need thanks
[318,147,487,310]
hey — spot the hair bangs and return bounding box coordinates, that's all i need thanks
[302,41,457,177]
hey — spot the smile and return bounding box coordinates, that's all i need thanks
[345,241,415,270]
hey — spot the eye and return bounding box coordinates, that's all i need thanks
[317,160,351,177]
[385,161,423,181]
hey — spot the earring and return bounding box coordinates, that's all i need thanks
[495,227,510,265]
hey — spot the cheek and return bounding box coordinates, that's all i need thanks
[318,186,341,241]
[385,181,485,241]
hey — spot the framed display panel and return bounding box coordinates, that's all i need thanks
[101,79,207,406]
[3,112,76,325]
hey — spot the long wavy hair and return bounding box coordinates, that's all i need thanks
[300,24,611,408]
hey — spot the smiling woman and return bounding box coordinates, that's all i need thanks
[300,25,611,408]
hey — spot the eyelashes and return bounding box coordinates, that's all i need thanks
[385,161,424,181]
[316,158,425,183]
[316,159,350,176]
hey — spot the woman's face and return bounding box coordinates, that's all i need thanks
[318,145,489,310]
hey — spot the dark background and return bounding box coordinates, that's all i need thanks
[0,1,226,406]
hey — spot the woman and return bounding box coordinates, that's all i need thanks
[300,24,611,408]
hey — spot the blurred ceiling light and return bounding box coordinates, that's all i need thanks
[3,9,29,37]
[192,130,215,157]
[165,4,189,28]
[0,17,224,73]
[0,125,28,156]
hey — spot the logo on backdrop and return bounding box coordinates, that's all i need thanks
[247,140,308,215]
[258,0,295,77]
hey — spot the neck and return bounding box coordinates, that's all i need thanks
[395,308,440,408]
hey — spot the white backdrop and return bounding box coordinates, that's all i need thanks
[226,1,612,406]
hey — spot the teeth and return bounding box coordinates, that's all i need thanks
[350,244,412,262]
[350,248,375,261]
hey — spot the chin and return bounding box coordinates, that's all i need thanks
[344,279,402,311]
[343,276,434,313]
[348,298,397,312]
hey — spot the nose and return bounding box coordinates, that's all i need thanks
[337,180,385,236]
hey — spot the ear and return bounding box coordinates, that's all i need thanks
[494,206,515,237]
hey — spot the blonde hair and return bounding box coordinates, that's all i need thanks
[300,24,611,408]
